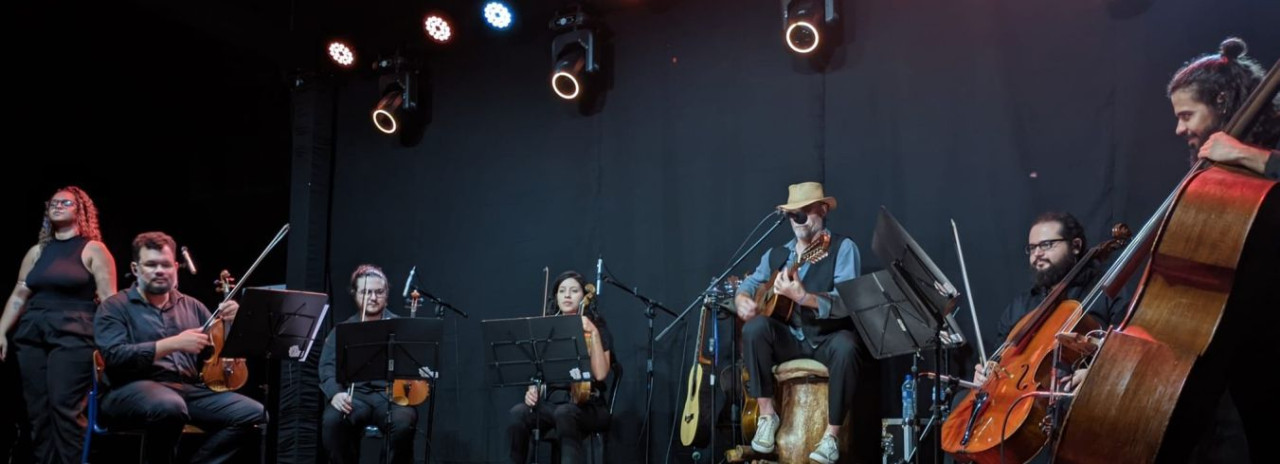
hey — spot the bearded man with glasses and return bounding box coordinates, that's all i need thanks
[971,212,1129,401]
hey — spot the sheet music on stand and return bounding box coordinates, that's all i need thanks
[839,207,965,359]
[335,318,444,386]
[335,317,444,464]
[222,287,330,361]
[481,315,593,389]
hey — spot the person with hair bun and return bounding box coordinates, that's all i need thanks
[1169,37,1280,179]
[1160,37,1273,462]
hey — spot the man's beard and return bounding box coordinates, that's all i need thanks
[1185,124,1223,167]
[143,279,172,295]
[1031,255,1077,290]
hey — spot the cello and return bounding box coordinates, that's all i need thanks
[1051,57,1279,463]
[940,225,1130,464]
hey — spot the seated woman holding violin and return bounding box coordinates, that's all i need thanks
[318,264,418,464]
[506,270,614,464]
[94,231,266,464]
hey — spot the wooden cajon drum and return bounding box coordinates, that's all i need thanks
[772,358,849,463]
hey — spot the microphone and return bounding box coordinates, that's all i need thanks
[403,265,416,299]
[595,257,603,296]
[180,246,198,275]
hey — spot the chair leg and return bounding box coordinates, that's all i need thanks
[259,424,267,464]
[81,427,92,463]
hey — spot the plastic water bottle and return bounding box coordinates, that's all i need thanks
[902,374,917,460]
[901,374,916,420]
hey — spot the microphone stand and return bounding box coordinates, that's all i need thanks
[419,289,469,319]
[401,285,466,464]
[636,209,789,460]
[655,212,788,342]
[601,274,676,464]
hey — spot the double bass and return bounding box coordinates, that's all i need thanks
[1052,58,1279,462]
[941,225,1130,464]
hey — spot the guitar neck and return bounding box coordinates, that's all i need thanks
[693,302,713,366]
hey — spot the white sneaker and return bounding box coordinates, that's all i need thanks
[808,433,839,464]
[750,414,780,453]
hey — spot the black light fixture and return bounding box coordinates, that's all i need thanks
[371,81,408,134]
[549,5,599,101]
[782,0,839,57]
[370,54,429,145]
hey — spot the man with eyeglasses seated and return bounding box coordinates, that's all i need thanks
[317,264,418,464]
[95,231,266,464]
[972,212,1129,395]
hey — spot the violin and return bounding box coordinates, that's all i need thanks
[390,290,431,406]
[200,270,249,392]
[570,283,597,405]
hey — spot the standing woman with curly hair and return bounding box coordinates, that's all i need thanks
[0,186,116,463]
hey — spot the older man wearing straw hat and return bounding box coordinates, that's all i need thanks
[733,181,865,464]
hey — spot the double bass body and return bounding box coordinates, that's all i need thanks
[1053,165,1279,463]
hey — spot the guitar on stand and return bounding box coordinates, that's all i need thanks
[712,276,758,444]
[680,293,715,448]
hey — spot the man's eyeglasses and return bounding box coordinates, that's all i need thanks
[46,199,76,209]
[1024,238,1066,255]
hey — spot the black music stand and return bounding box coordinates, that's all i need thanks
[337,318,444,464]
[840,207,963,358]
[844,270,947,360]
[482,315,593,463]
[839,207,963,464]
[222,288,330,361]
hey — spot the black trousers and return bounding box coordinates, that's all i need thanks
[320,389,417,464]
[99,380,266,464]
[12,304,95,464]
[507,398,609,464]
[742,316,866,425]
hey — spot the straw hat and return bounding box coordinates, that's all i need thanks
[777,181,837,212]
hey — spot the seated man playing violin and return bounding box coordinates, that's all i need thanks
[317,264,418,464]
[94,231,266,464]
